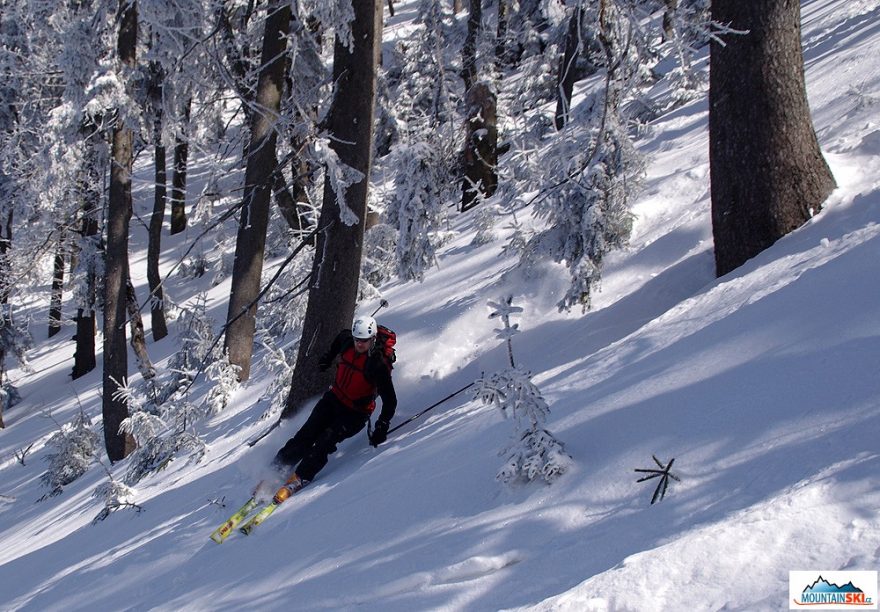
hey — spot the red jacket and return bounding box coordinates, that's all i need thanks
[326,331,397,421]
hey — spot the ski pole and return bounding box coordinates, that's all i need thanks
[387,381,475,435]
[370,299,389,317]
[247,417,282,447]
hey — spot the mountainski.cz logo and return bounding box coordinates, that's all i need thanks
[790,571,878,609]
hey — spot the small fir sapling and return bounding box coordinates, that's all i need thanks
[204,349,241,415]
[256,332,295,421]
[474,296,572,484]
[471,202,500,246]
[114,378,205,485]
[40,408,100,497]
[92,465,140,524]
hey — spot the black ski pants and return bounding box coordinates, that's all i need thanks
[274,391,369,482]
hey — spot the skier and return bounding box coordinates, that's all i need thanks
[272,315,397,494]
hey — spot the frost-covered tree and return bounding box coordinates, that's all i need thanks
[115,378,205,485]
[40,409,100,497]
[92,470,139,523]
[205,350,241,414]
[103,0,139,462]
[284,0,382,418]
[471,203,501,246]
[160,294,218,402]
[515,0,645,312]
[474,296,572,484]
[224,0,296,382]
[386,141,448,282]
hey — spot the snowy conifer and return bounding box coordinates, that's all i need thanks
[115,377,205,485]
[362,223,399,289]
[474,297,572,484]
[205,350,241,415]
[92,474,139,523]
[471,203,501,246]
[41,409,99,497]
[389,140,449,282]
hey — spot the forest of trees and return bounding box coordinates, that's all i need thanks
[0,0,832,472]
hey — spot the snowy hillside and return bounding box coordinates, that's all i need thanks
[1,0,879,610]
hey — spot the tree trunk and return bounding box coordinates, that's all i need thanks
[283,0,381,418]
[71,134,101,380]
[461,82,498,211]
[710,0,835,277]
[103,0,138,462]
[555,6,583,130]
[0,209,12,428]
[224,0,294,381]
[461,0,481,92]
[662,0,678,41]
[147,106,169,341]
[126,278,155,380]
[48,227,66,338]
[495,0,508,70]
[169,98,191,235]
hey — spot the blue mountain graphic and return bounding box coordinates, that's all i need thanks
[803,576,864,594]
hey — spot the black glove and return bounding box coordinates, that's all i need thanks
[370,418,390,447]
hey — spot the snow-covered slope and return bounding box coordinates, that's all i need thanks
[1,0,879,610]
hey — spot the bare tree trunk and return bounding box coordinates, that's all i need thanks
[461,82,498,211]
[662,0,678,41]
[710,0,835,277]
[103,0,138,462]
[0,209,11,428]
[48,227,66,338]
[71,132,101,380]
[283,0,382,418]
[126,279,155,380]
[147,97,169,341]
[224,0,294,381]
[169,98,191,235]
[461,0,481,92]
[555,5,583,130]
[495,0,508,70]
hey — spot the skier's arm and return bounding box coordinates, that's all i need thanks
[374,367,397,424]
[319,330,352,370]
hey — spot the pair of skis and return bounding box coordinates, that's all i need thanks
[210,475,305,543]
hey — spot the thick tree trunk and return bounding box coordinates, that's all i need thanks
[147,114,169,341]
[461,0,481,92]
[709,0,835,277]
[461,82,498,211]
[224,0,293,381]
[169,98,191,235]
[283,0,381,418]
[103,0,138,462]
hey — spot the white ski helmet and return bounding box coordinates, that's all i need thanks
[352,316,377,339]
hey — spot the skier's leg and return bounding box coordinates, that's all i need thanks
[274,395,334,467]
[294,408,369,482]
